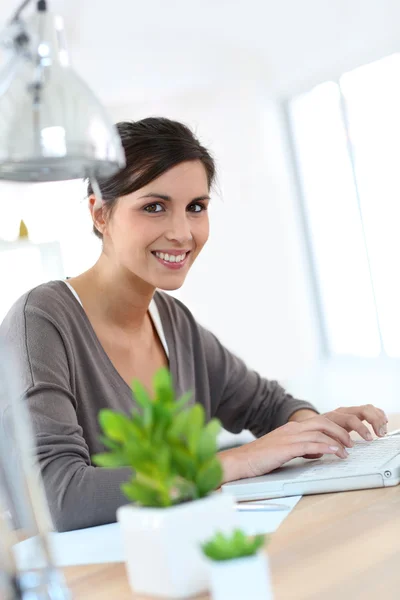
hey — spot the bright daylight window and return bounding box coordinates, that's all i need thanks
[288,53,400,358]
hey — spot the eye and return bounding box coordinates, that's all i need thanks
[144,203,164,213]
[187,202,207,213]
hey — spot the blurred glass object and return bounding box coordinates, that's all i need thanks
[0,338,70,599]
[0,4,125,182]
[0,0,126,596]
[0,491,19,600]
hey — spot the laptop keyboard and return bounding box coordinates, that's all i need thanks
[293,436,400,480]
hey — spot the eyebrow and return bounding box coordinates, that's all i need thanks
[138,193,211,202]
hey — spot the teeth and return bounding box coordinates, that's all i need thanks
[155,252,187,263]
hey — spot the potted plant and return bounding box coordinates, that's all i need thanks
[201,529,273,600]
[93,367,236,599]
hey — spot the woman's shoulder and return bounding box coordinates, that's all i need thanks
[0,281,82,360]
[153,291,196,326]
[2,280,79,325]
[153,291,216,349]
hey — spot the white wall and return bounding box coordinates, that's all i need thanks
[0,179,100,275]
[108,80,322,381]
[107,79,400,417]
[3,0,400,415]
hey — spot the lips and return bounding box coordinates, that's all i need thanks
[154,251,187,264]
[151,250,191,270]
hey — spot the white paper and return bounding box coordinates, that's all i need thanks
[14,523,123,569]
[236,495,302,536]
[14,496,301,569]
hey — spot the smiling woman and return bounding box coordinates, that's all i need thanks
[0,117,388,532]
[85,120,212,294]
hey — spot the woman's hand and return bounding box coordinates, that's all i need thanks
[290,404,389,445]
[321,405,388,439]
[219,415,354,483]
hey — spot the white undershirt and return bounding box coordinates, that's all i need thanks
[63,280,169,357]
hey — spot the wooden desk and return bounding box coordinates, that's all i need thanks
[64,415,400,600]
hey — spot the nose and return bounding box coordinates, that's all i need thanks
[165,212,193,245]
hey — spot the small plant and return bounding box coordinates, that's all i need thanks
[92,367,223,507]
[201,529,267,561]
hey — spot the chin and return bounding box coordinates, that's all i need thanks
[151,271,188,292]
[156,280,185,292]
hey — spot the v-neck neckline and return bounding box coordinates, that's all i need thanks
[57,280,178,398]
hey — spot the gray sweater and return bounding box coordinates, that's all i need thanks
[0,281,316,531]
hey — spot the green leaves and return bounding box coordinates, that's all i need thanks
[131,380,153,429]
[186,404,205,454]
[98,410,134,443]
[153,367,174,404]
[197,419,221,463]
[121,479,169,507]
[170,445,197,480]
[172,390,192,414]
[196,458,223,496]
[201,529,268,561]
[92,452,127,468]
[93,367,223,508]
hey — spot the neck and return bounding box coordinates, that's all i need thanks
[70,254,155,331]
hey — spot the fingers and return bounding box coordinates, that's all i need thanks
[240,423,349,479]
[294,415,353,448]
[330,405,388,439]
[328,412,373,441]
[290,442,342,460]
[303,453,324,459]
[357,405,388,437]
[295,431,348,459]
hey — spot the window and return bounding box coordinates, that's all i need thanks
[288,53,400,358]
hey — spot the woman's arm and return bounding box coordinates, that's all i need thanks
[199,325,318,436]
[198,326,388,483]
[218,416,351,483]
[29,378,132,532]
[1,294,131,532]
[219,402,389,483]
[288,409,319,421]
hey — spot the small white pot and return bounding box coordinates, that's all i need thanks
[117,492,236,599]
[208,552,273,600]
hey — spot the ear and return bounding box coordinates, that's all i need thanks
[88,194,107,236]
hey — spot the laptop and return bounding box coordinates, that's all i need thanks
[221,429,400,501]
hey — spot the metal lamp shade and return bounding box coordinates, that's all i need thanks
[0,11,125,182]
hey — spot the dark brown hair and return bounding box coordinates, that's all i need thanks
[87,117,216,239]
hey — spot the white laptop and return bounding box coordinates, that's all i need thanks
[221,430,400,501]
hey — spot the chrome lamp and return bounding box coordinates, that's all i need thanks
[0,0,125,182]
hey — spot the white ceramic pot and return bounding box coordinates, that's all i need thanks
[117,492,236,599]
[208,552,273,600]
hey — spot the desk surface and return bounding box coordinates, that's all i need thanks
[64,414,400,600]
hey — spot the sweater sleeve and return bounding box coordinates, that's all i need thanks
[1,295,131,532]
[199,325,318,437]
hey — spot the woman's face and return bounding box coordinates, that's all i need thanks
[99,160,210,291]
